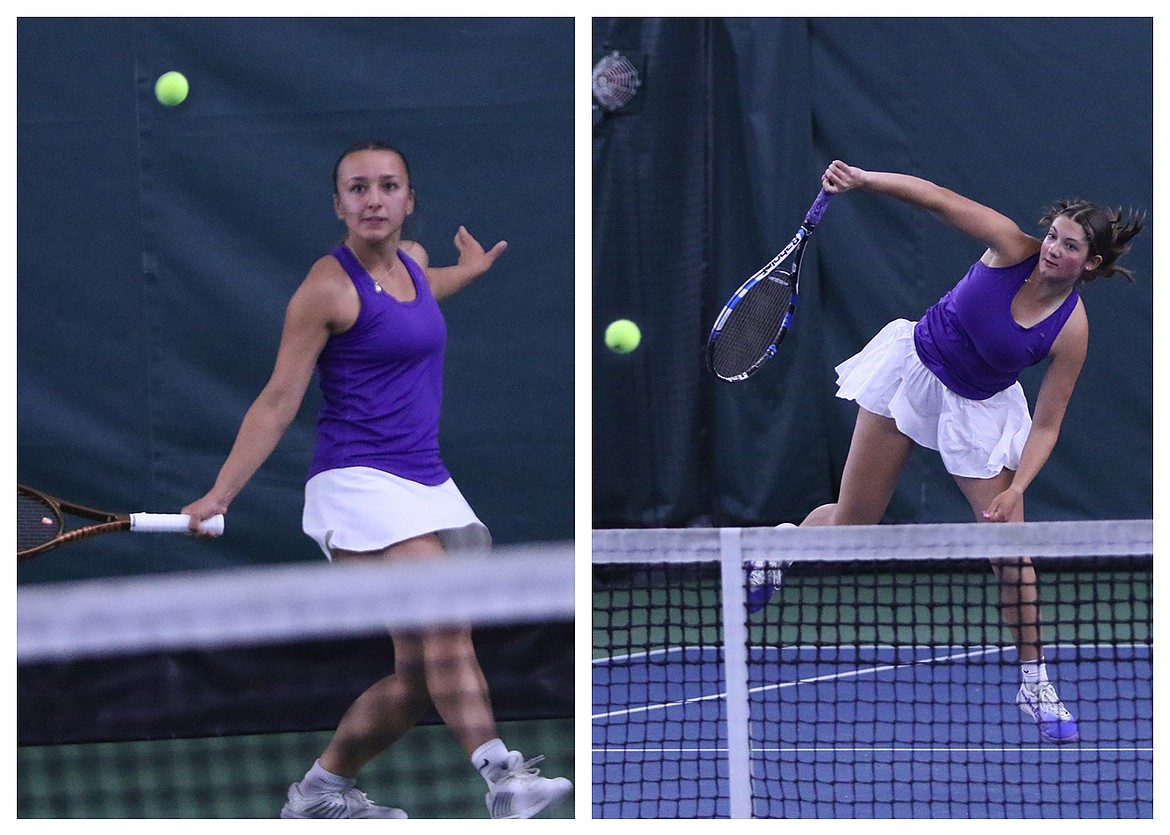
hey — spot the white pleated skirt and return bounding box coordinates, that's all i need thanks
[834,319,1031,479]
[303,466,491,559]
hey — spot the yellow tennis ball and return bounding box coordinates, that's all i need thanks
[155,71,189,107]
[605,319,641,353]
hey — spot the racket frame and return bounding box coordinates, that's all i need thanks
[18,485,131,560]
[17,484,224,561]
[707,189,832,381]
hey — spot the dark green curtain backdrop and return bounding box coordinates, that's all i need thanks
[593,17,1152,528]
[18,17,573,742]
[18,17,573,581]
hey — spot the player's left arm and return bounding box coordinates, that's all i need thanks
[984,301,1088,521]
[416,226,508,301]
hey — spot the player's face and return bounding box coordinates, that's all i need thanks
[333,150,414,243]
[1038,215,1101,282]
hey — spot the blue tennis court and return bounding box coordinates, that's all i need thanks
[593,643,1153,818]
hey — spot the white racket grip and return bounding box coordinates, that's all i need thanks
[130,513,225,535]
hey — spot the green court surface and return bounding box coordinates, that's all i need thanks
[19,718,573,819]
[595,566,1152,653]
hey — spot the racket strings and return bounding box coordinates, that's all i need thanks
[710,271,794,378]
[18,493,62,551]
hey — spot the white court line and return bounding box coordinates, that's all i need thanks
[591,643,1151,721]
[751,746,1156,753]
[592,746,1155,754]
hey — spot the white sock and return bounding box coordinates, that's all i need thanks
[1021,660,1049,691]
[300,760,356,794]
[471,738,511,783]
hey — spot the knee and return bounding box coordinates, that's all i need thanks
[350,671,430,722]
[802,503,839,526]
[804,502,881,527]
[421,627,477,669]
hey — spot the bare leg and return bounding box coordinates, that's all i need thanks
[952,470,1042,662]
[418,624,497,755]
[289,534,572,817]
[803,408,915,527]
[952,470,1079,743]
[320,533,498,777]
[319,631,430,777]
[751,408,914,612]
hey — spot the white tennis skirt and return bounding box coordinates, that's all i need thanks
[834,319,1031,479]
[303,466,491,559]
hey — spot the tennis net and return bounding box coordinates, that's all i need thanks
[592,520,1152,819]
[18,543,574,819]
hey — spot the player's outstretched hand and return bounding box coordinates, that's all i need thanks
[454,226,508,278]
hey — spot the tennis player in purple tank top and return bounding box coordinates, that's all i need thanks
[748,160,1144,747]
[181,142,571,819]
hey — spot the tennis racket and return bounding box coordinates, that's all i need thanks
[707,188,833,381]
[17,484,225,561]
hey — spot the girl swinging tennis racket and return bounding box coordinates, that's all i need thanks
[753,160,1144,745]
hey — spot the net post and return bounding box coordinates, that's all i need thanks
[718,527,753,819]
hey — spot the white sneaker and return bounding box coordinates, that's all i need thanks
[745,561,786,614]
[745,523,795,615]
[1016,682,1080,744]
[280,780,408,819]
[485,752,573,819]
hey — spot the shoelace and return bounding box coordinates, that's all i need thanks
[501,753,546,780]
[346,789,375,806]
[1033,684,1072,719]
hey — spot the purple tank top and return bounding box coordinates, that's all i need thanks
[306,244,450,485]
[913,254,1079,400]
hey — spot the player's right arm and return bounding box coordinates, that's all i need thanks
[182,258,352,526]
[821,160,1038,267]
